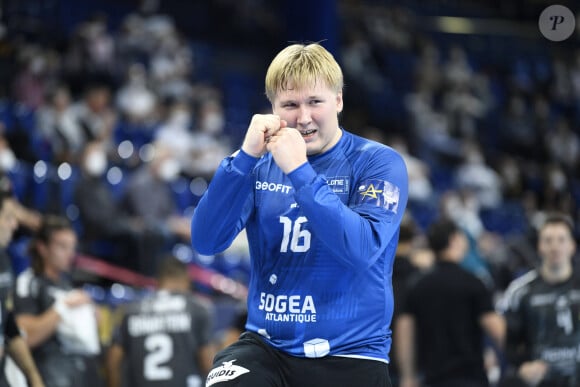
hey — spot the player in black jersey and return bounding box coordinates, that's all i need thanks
[107,256,214,387]
[0,192,44,387]
[498,213,580,387]
[13,215,102,387]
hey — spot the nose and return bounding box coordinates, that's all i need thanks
[297,105,311,127]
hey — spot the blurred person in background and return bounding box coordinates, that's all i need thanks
[71,83,117,150]
[389,135,433,205]
[12,45,54,111]
[153,96,231,180]
[115,62,158,126]
[390,216,426,387]
[455,140,502,211]
[36,85,83,164]
[396,218,505,387]
[187,98,232,179]
[153,98,196,174]
[497,213,580,387]
[121,143,190,275]
[73,141,153,272]
[439,189,496,289]
[106,255,214,387]
[13,215,103,387]
[0,173,42,302]
[0,192,45,387]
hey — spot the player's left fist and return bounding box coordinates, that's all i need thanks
[266,127,307,174]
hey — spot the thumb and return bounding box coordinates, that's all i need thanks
[280,119,288,129]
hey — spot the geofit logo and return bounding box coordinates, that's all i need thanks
[538,5,576,41]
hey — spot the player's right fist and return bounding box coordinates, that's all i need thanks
[241,114,287,158]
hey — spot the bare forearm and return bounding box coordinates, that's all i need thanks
[16,308,61,348]
[6,336,44,387]
[395,315,417,378]
[198,344,216,376]
[106,344,123,387]
[480,312,506,349]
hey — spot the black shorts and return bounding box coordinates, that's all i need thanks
[206,331,392,387]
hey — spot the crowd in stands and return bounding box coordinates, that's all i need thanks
[0,0,577,385]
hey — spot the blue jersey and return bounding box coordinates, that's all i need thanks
[192,129,408,363]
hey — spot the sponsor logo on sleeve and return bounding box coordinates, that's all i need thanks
[326,176,349,194]
[356,179,400,213]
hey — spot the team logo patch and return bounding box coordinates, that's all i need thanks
[206,360,250,386]
[325,176,349,194]
[356,179,400,213]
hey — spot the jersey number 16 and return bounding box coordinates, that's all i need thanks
[279,216,311,253]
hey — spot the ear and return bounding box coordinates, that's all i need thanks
[36,240,48,259]
[336,91,343,114]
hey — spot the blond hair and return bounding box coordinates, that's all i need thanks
[265,43,343,102]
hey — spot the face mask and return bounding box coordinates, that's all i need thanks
[169,111,191,129]
[201,113,224,135]
[84,151,107,177]
[466,150,483,164]
[0,149,16,172]
[158,159,180,181]
[549,169,566,191]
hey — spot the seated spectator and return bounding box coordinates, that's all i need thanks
[120,144,191,274]
[71,83,117,151]
[36,85,83,164]
[455,141,502,210]
[73,141,152,272]
[154,97,231,179]
[115,62,158,125]
[390,135,433,204]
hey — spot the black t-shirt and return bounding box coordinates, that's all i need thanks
[390,254,420,377]
[500,270,580,386]
[0,249,14,305]
[402,261,494,384]
[12,268,74,361]
[113,290,213,387]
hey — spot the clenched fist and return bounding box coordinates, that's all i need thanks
[241,114,287,158]
[266,127,307,174]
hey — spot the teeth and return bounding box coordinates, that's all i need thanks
[301,129,315,135]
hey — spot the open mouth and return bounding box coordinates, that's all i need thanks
[300,129,317,139]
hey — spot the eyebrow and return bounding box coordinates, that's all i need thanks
[279,95,323,103]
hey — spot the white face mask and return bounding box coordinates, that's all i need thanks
[84,151,108,177]
[169,110,191,129]
[201,113,224,135]
[0,149,16,172]
[549,169,566,191]
[158,159,180,181]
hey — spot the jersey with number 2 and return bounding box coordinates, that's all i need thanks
[116,290,212,387]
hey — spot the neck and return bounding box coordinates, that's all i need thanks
[44,266,61,282]
[541,263,573,283]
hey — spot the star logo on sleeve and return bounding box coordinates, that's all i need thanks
[359,184,383,199]
[356,180,400,213]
